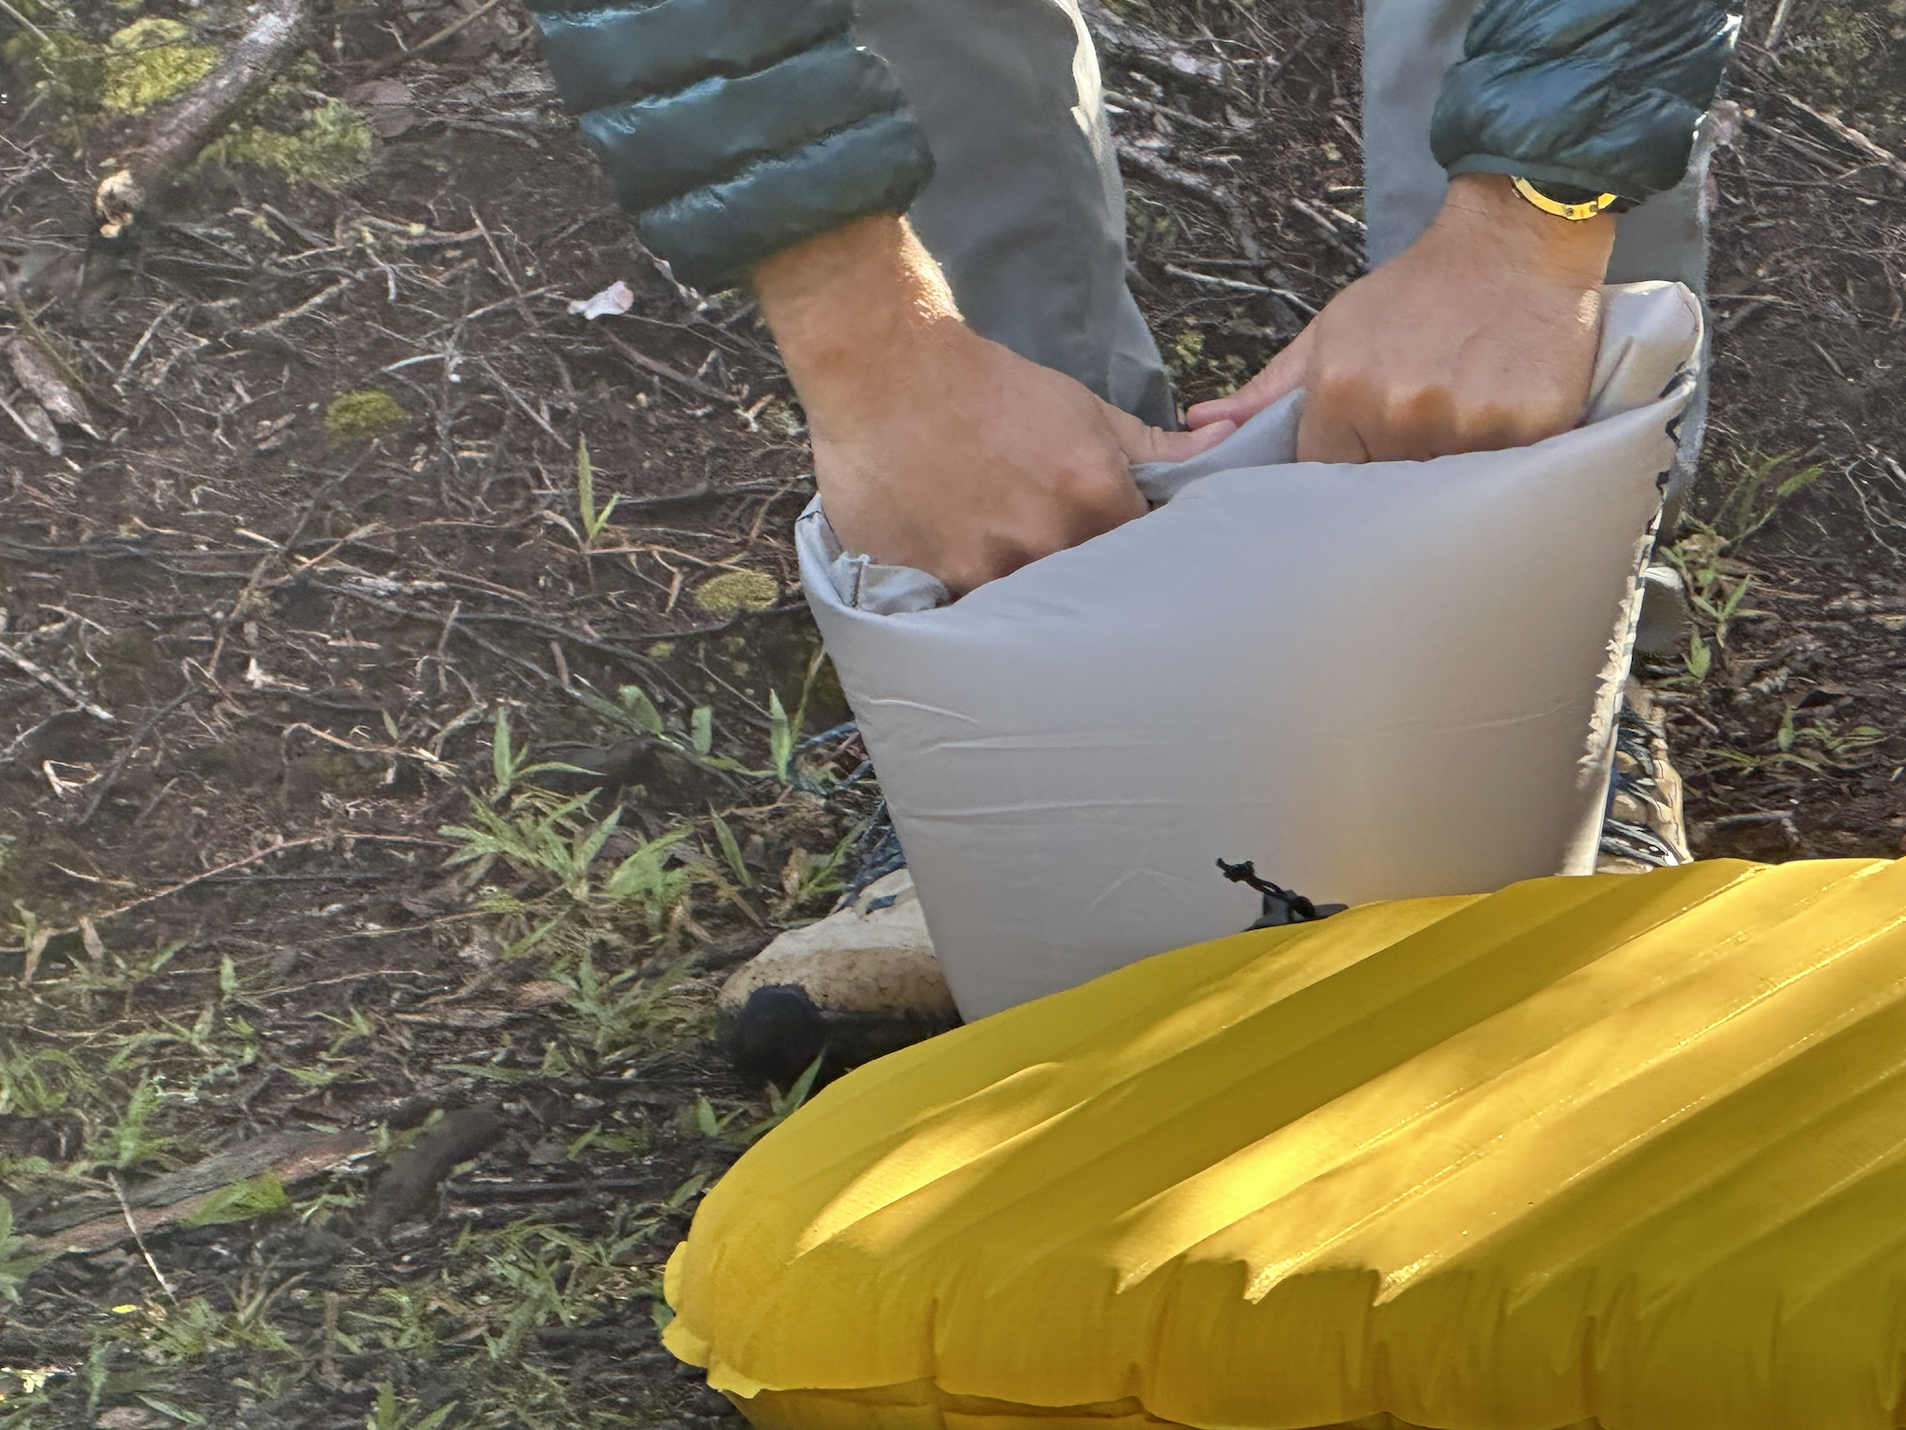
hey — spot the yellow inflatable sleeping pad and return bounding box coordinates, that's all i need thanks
[664,858,1906,1430]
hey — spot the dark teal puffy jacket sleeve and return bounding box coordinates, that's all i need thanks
[527,0,933,292]
[1431,0,1740,203]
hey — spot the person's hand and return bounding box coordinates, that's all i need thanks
[1185,173,1616,463]
[755,217,1235,596]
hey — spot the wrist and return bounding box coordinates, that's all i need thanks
[753,216,962,409]
[1430,172,1614,287]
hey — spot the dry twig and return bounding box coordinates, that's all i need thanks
[1781,96,1906,181]
[0,640,115,723]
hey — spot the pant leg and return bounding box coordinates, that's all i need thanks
[1362,0,1716,504]
[853,0,1174,428]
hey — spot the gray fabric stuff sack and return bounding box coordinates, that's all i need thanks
[796,281,1704,1020]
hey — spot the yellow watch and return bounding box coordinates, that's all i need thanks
[1510,176,1622,221]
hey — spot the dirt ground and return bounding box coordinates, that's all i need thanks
[0,0,1902,1425]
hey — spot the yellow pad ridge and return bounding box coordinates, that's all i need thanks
[666,859,1906,1430]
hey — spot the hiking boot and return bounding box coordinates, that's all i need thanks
[1597,680,1693,874]
[718,868,959,1088]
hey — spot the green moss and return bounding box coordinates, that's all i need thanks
[1775,1,1904,147]
[203,97,374,187]
[99,17,217,116]
[693,570,779,616]
[5,13,371,189]
[324,390,409,445]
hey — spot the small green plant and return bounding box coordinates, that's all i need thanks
[444,796,695,914]
[103,1293,294,1365]
[774,821,866,920]
[460,1196,675,1361]
[179,1173,292,1229]
[679,1055,822,1148]
[1710,710,1887,776]
[1664,529,1765,674]
[548,948,699,1073]
[365,1384,457,1430]
[770,647,832,787]
[0,1198,54,1303]
[442,709,713,954]
[682,1094,746,1141]
[736,1054,823,1145]
[708,808,751,889]
[574,436,619,548]
[1684,629,1712,682]
[346,1285,449,1356]
[88,1075,174,1173]
[1694,446,1826,549]
[483,707,585,804]
[0,1047,81,1117]
[565,679,749,784]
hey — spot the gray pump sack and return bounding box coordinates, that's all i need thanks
[797,282,1704,1020]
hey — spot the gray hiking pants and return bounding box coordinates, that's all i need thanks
[857,0,1714,494]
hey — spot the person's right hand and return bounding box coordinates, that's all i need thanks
[1183,173,1614,463]
[754,217,1234,596]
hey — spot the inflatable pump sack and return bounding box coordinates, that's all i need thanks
[798,283,1704,1019]
[664,857,1906,1430]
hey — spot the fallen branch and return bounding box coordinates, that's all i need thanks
[603,331,735,403]
[25,1131,371,1254]
[73,685,198,828]
[360,0,507,80]
[1080,0,1232,96]
[94,0,315,239]
[0,639,116,723]
[1781,96,1906,181]
[1103,88,1235,137]
[1117,143,1264,260]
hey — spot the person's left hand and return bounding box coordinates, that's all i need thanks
[1185,172,1616,464]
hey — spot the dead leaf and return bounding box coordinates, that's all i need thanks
[568,280,634,320]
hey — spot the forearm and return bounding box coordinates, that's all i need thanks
[753,216,961,418]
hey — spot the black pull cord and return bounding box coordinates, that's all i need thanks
[1216,858,1346,929]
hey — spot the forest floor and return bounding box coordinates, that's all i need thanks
[0,0,1901,1425]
